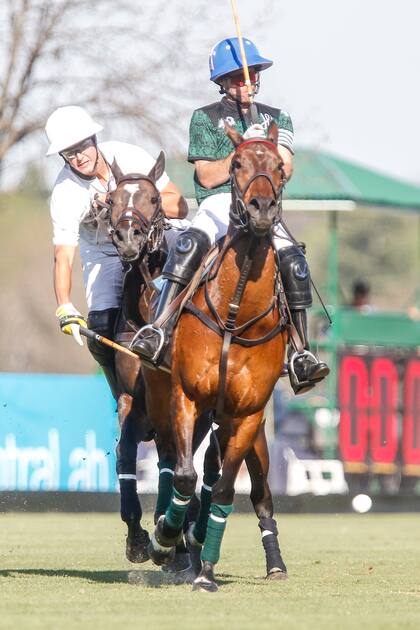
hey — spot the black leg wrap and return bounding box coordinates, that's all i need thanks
[116,417,142,523]
[119,479,142,524]
[258,517,279,537]
[258,517,287,576]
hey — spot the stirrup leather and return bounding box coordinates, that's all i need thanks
[130,324,165,363]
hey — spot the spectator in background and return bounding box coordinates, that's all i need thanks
[350,280,375,313]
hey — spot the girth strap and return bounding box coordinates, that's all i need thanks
[183,302,285,348]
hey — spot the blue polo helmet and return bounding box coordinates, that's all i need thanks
[209,37,273,83]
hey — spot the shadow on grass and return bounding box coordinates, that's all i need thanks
[0,568,239,588]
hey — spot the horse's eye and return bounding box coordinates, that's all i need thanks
[151,196,158,204]
[232,159,241,170]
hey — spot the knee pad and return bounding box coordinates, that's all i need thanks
[87,308,119,366]
[163,228,211,285]
[278,245,312,310]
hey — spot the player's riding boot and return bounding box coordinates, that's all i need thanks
[131,228,211,367]
[278,245,330,395]
[87,308,120,400]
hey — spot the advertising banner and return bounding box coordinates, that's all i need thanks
[0,374,118,492]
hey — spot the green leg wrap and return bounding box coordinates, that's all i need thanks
[193,472,220,544]
[201,503,234,565]
[165,488,192,532]
[154,460,175,519]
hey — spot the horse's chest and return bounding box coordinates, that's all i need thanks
[180,336,284,413]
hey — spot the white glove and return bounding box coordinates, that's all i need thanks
[56,302,87,347]
[243,123,266,140]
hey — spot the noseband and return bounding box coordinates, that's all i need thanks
[229,139,285,229]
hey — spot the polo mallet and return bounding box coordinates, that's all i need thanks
[230,0,259,124]
[79,326,139,360]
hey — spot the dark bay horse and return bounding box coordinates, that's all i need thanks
[148,122,289,592]
[100,155,188,571]
[102,155,212,579]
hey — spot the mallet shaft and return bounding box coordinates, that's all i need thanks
[79,327,139,359]
[230,0,259,123]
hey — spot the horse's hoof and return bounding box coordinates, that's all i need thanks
[192,576,218,593]
[162,559,196,585]
[125,528,150,563]
[148,516,180,566]
[162,552,191,573]
[266,569,288,581]
[147,538,176,567]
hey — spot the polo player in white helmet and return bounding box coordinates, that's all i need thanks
[45,105,189,398]
[133,37,329,395]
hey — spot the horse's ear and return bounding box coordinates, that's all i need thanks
[148,150,166,182]
[110,158,124,184]
[266,121,279,146]
[225,122,243,147]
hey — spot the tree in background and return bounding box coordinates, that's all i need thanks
[0,0,272,183]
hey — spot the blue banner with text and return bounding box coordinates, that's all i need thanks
[0,374,118,492]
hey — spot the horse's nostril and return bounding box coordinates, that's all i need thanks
[115,230,123,241]
[133,229,141,236]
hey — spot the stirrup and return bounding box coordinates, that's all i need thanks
[289,349,318,379]
[288,349,318,396]
[130,324,165,364]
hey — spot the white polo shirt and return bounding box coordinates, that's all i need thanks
[49,141,171,311]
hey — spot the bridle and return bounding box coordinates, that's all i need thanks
[96,173,166,256]
[229,138,285,230]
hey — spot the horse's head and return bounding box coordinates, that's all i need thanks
[226,121,285,237]
[105,152,166,262]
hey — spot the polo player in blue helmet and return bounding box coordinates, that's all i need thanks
[133,37,329,394]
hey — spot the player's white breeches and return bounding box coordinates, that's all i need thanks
[80,218,190,312]
[190,192,293,249]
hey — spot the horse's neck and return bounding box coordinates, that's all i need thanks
[210,231,277,323]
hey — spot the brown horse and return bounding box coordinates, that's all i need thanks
[148,122,289,591]
[105,153,288,582]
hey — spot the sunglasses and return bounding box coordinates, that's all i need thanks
[228,70,259,87]
[61,136,95,160]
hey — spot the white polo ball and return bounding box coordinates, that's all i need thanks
[351,493,373,513]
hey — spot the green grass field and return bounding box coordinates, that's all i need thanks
[1,513,419,629]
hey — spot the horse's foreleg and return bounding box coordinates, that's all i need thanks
[246,423,287,579]
[190,429,222,545]
[148,387,198,567]
[116,393,150,563]
[193,412,263,593]
[186,426,224,577]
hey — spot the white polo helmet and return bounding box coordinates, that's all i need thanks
[45,106,103,156]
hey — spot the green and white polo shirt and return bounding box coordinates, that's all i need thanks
[188,96,294,205]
